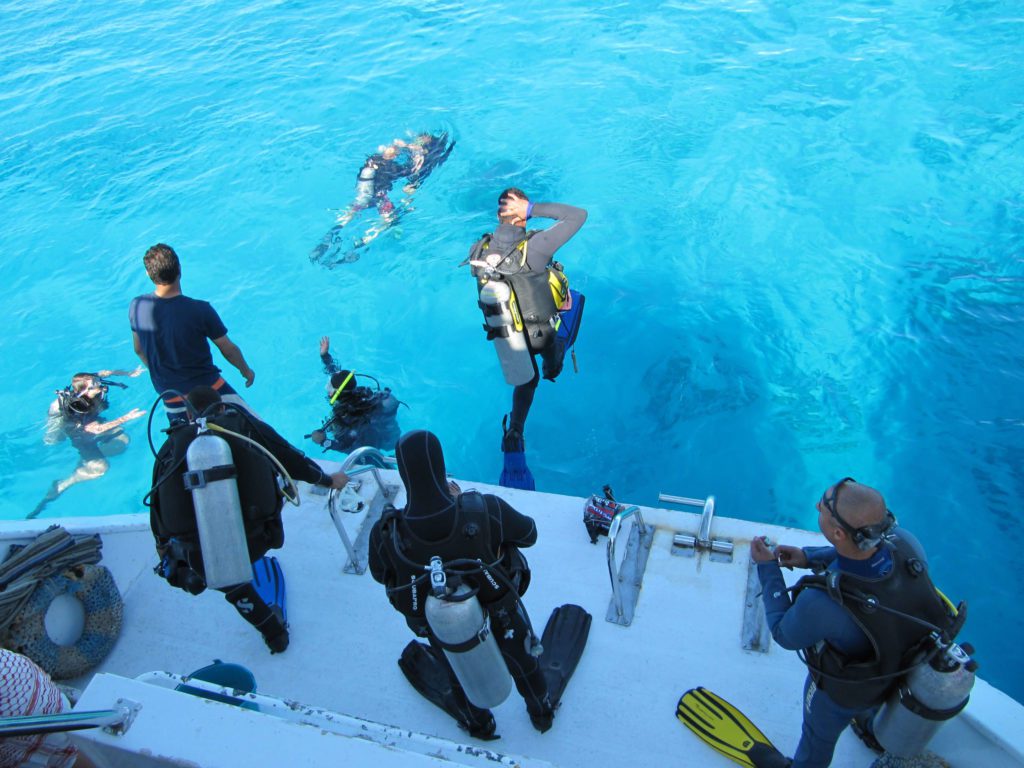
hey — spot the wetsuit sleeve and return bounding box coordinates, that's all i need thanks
[249,419,333,487]
[757,562,871,654]
[757,562,833,650]
[486,495,538,550]
[321,352,340,376]
[523,202,587,269]
[368,520,392,585]
[803,545,837,573]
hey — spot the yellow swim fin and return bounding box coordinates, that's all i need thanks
[676,687,790,768]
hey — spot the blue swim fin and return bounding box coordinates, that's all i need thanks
[500,450,536,490]
[499,418,535,491]
[251,556,286,623]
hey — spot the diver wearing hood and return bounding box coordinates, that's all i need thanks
[308,336,402,453]
[31,368,147,519]
[368,430,552,738]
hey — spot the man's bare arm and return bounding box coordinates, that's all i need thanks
[131,332,148,367]
[212,335,256,387]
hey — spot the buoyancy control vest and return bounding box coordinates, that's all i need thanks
[470,232,566,349]
[149,412,284,586]
[378,491,508,621]
[792,535,960,709]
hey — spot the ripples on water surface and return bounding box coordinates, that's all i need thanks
[0,1,1021,700]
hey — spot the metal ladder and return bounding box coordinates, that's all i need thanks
[327,446,400,574]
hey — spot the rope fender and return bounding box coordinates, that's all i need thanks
[5,564,123,680]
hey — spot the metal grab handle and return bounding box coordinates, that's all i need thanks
[607,505,644,620]
[331,447,398,573]
[0,708,127,738]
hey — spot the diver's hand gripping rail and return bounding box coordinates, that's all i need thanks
[329,447,398,574]
[606,505,655,626]
[0,703,137,738]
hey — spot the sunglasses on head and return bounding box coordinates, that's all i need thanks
[821,477,896,549]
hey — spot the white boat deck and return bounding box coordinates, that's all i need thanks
[3,468,1023,767]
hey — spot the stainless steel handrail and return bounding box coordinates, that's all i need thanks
[330,447,398,572]
[607,505,644,622]
[659,492,733,559]
[0,709,126,738]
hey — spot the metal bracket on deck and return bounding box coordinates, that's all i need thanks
[606,505,655,626]
[329,448,400,575]
[660,494,733,563]
[741,556,771,653]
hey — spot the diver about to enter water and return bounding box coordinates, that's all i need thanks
[730,478,973,768]
[148,386,347,655]
[464,189,587,490]
[368,430,591,739]
[306,335,402,454]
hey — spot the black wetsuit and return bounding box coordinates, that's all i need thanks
[151,408,335,648]
[368,430,551,728]
[319,351,401,453]
[472,203,587,436]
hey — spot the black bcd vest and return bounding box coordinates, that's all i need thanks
[792,535,960,709]
[378,491,507,621]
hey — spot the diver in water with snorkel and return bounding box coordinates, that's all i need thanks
[30,367,147,519]
[310,131,455,267]
[305,336,402,454]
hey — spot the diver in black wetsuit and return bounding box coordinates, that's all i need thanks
[368,430,554,737]
[311,132,455,267]
[467,189,587,452]
[307,336,401,454]
[149,386,348,654]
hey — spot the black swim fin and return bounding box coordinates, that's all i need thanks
[532,604,592,731]
[398,640,498,740]
[676,687,790,768]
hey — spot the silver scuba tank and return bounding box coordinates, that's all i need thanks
[478,280,534,386]
[872,642,976,758]
[424,562,512,708]
[184,433,253,590]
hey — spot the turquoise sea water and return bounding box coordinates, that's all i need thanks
[1,1,1021,701]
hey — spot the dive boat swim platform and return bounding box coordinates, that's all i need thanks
[2,463,1022,767]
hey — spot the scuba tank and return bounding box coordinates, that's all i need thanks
[354,163,376,206]
[424,558,513,708]
[183,433,253,590]
[872,641,977,758]
[478,280,534,386]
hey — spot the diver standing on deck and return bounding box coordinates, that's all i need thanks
[149,386,348,654]
[466,189,586,458]
[747,479,963,768]
[368,430,590,738]
[129,243,257,423]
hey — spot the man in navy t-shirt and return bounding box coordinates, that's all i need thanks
[129,243,256,422]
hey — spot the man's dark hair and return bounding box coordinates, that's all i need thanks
[187,385,222,415]
[144,243,181,285]
[498,188,528,214]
